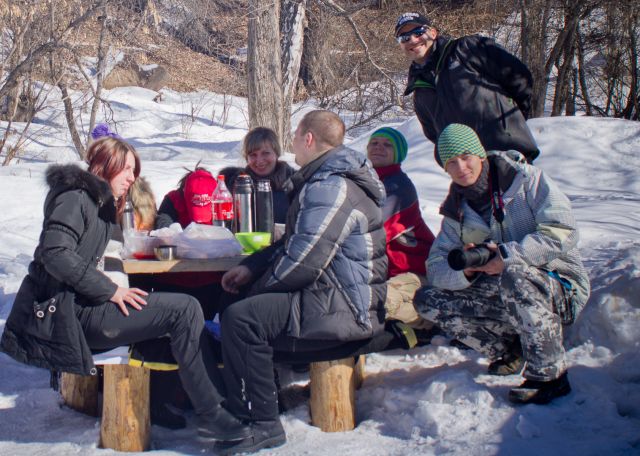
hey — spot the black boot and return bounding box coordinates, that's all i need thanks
[488,339,524,376]
[151,402,186,430]
[213,419,286,455]
[278,383,310,413]
[197,406,251,442]
[508,372,571,404]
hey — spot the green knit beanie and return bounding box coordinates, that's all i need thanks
[437,124,487,168]
[369,127,408,164]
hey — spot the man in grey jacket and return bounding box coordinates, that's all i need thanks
[215,110,387,454]
[415,123,589,405]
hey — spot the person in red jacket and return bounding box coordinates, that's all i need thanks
[367,127,435,277]
[156,166,218,228]
[367,127,436,331]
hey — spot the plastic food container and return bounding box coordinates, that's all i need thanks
[124,231,161,259]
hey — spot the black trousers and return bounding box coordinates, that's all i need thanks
[129,273,223,320]
[220,292,346,421]
[75,292,224,416]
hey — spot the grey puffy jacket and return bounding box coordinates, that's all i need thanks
[243,145,388,342]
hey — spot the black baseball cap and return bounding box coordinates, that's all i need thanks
[394,12,432,36]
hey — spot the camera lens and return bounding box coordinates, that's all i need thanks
[447,245,495,271]
[447,249,468,271]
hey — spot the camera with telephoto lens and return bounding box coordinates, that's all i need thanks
[447,243,496,271]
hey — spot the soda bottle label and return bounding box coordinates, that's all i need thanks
[214,201,234,220]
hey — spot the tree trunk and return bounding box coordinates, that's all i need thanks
[59,82,86,159]
[88,1,108,143]
[519,0,552,118]
[551,5,579,116]
[576,26,593,116]
[280,0,307,152]
[621,8,639,120]
[565,67,577,116]
[0,119,16,166]
[247,1,284,142]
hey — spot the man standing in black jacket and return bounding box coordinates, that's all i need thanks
[395,12,540,165]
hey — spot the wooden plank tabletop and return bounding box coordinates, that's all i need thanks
[123,255,245,274]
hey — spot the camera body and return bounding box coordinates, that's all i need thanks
[447,243,496,271]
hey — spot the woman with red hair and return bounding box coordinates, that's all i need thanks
[0,137,249,444]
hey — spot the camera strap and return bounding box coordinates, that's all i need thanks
[488,157,506,240]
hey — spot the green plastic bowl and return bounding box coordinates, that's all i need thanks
[235,232,272,253]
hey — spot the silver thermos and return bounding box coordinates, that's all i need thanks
[122,197,135,232]
[233,174,254,233]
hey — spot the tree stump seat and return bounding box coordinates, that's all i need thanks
[60,346,150,452]
[276,327,405,433]
[308,355,366,432]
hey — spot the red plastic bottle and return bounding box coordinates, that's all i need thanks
[211,175,234,231]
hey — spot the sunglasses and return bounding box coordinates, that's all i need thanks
[396,26,429,44]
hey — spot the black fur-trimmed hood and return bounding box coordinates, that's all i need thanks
[45,164,114,207]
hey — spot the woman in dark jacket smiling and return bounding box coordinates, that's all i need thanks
[0,137,248,443]
[219,127,296,224]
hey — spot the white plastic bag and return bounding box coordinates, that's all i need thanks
[151,222,243,259]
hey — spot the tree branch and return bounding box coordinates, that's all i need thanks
[316,0,400,104]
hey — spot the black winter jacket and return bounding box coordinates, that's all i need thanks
[1,165,118,375]
[405,34,540,165]
[242,146,388,342]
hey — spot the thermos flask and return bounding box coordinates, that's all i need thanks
[233,174,254,233]
[122,197,135,232]
[255,179,274,236]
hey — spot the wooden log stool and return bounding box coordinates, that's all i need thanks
[309,355,365,432]
[100,364,150,451]
[60,372,100,417]
[60,348,151,452]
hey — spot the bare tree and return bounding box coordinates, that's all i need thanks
[247,1,285,141]
[575,23,594,116]
[88,1,109,144]
[280,0,307,150]
[620,2,640,120]
[247,0,308,149]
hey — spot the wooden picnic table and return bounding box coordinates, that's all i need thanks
[123,255,245,274]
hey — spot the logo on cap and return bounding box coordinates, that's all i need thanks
[191,194,212,206]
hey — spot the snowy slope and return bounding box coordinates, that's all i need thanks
[0,87,639,455]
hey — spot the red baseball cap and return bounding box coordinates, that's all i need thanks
[183,169,217,224]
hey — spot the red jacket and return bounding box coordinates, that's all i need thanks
[376,165,435,278]
[166,189,192,228]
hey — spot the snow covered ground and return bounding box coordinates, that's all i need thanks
[1,86,639,455]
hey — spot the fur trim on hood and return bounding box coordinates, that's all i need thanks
[45,164,114,208]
